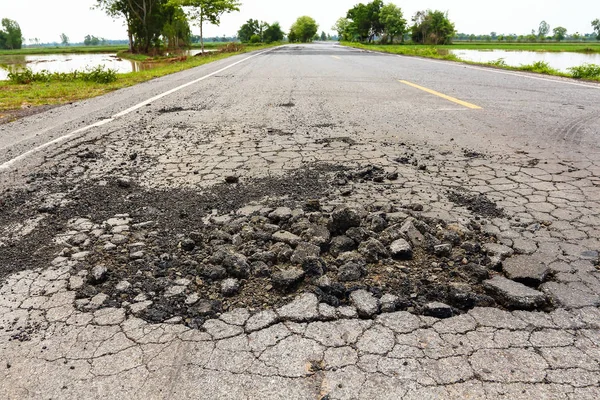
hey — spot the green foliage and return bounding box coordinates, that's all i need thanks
[289,16,319,43]
[380,3,406,43]
[411,10,455,45]
[346,0,384,43]
[518,61,558,74]
[176,0,240,51]
[238,19,260,43]
[538,21,550,38]
[489,58,507,67]
[0,19,23,49]
[332,18,351,41]
[84,35,103,46]
[569,63,600,79]
[593,19,600,40]
[553,27,567,42]
[162,3,191,49]
[238,20,283,43]
[95,0,217,54]
[264,23,284,43]
[342,42,459,61]
[60,33,70,46]
[8,66,118,84]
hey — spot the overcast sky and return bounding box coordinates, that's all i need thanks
[3,0,599,43]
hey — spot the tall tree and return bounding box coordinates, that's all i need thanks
[553,26,567,42]
[60,33,70,46]
[263,22,284,43]
[593,19,600,40]
[162,3,191,49]
[0,19,23,49]
[175,0,240,54]
[289,16,319,43]
[538,20,550,38]
[238,19,260,43]
[411,10,455,45]
[95,0,137,52]
[320,31,327,41]
[380,3,406,43]
[346,0,384,43]
[332,17,351,41]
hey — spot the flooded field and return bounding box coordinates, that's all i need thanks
[450,49,600,72]
[0,49,217,80]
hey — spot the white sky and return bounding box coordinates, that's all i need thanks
[2,0,599,43]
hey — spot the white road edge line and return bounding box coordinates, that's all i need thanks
[334,44,600,90]
[0,118,114,172]
[0,47,276,172]
[397,55,600,90]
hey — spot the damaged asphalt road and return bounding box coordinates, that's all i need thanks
[1,43,600,399]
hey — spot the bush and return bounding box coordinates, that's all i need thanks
[249,34,261,44]
[489,58,508,67]
[518,61,558,74]
[219,43,245,53]
[7,68,36,84]
[569,63,600,79]
[7,65,118,84]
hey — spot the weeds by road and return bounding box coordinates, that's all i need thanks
[343,42,600,82]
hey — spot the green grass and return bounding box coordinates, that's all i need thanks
[344,42,461,60]
[342,42,600,82]
[0,44,276,117]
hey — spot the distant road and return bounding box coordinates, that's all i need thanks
[1,42,600,175]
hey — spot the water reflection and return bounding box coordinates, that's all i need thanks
[0,49,217,80]
[450,49,600,72]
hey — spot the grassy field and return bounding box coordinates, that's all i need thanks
[0,44,276,119]
[343,42,600,82]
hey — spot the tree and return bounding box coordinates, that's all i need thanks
[289,16,318,43]
[553,26,567,42]
[60,33,70,46]
[346,0,384,43]
[538,20,550,39]
[411,10,455,45]
[332,17,351,41]
[380,3,406,43]
[162,3,191,49]
[593,19,600,40]
[0,19,23,49]
[263,22,284,43]
[320,31,327,41]
[175,0,240,54]
[96,0,184,54]
[95,0,136,52]
[238,19,260,42]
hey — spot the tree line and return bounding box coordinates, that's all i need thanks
[456,20,600,43]
[333,1,455,45]
[237,16,319,44]
[0,18,23,49]
[95,0,240,54]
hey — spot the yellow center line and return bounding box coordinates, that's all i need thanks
[331,55,341,60]
[398,80,482,110]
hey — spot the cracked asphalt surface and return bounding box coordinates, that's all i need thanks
[1,43,600,399]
